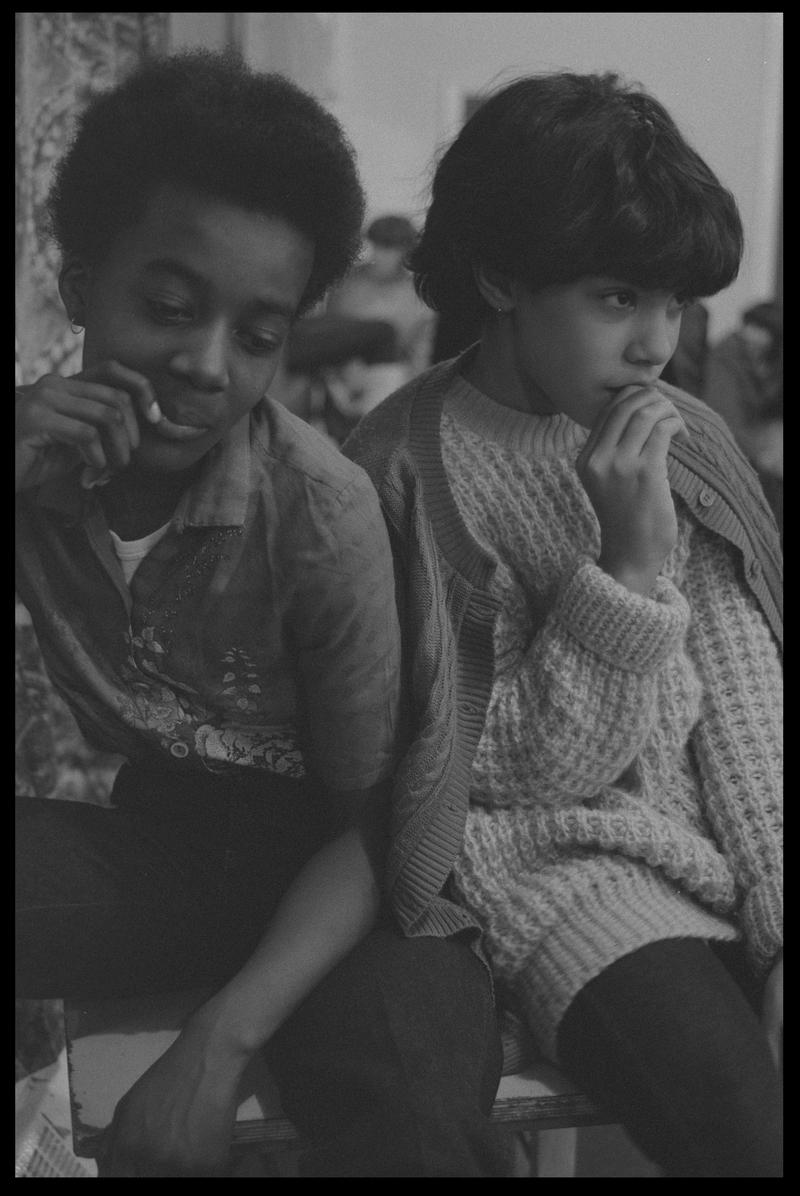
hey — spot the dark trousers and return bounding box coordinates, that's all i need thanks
[16,769,508,1177]
[557,937,783,1177]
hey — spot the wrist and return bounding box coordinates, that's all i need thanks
[597,555,661,597]
[184,992,268,1067]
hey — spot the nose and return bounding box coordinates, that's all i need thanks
[624,311,678,370]
[167,323,230,392]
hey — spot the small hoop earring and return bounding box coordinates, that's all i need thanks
[70,318,84,335]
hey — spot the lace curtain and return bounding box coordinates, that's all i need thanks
[15,12,168,806]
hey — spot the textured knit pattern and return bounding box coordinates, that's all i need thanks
[440,376,783,1062]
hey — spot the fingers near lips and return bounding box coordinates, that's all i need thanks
[57,383,139,470]
[81,360,162,427]
[593,387,689,455]
[75,361,215,453]
[82,363,214,441]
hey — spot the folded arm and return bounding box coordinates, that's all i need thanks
[473,557,690,805]
[99,782,390,1176]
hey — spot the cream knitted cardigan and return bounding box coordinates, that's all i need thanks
[440,377,783,1063]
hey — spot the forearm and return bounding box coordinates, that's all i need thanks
[186,820,384,1061]
[477,559,690,803]
[685,528,783,963]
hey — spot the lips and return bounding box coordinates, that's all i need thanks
[148,412,212,441]
[606,380,659,393]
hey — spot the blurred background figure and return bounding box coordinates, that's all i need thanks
[660,301,710,397]
[702,300,782,533]
[269,314,405,446]
[328,214,437,380]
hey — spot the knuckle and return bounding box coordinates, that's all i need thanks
[100,404,125,425]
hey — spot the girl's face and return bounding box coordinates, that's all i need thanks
[69,183,315,472]
[502,276,687,426]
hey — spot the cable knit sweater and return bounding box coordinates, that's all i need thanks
[440,376,783,1062]
[344,354,782,1071]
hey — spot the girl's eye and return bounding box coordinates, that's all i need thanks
[603,291,636,311]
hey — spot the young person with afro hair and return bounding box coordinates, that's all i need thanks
[15,51,509,1178]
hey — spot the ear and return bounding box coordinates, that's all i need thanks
[58,257,93,326]
[472,263,517,314]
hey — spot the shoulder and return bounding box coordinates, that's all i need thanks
[246,402,395,571]
[666,386,782,593]
[667,384,776,527]
[343,358,456,483]
[251,397,373,501]
[343,379,416,469]
[668,385,752,476]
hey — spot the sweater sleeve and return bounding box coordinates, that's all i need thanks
[471,556,690,805]
[682,524,783,972]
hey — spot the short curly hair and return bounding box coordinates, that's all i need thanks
[411,72,744,325]
[47,49,366,313]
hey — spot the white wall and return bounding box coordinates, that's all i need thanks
[169,12,782,342]
[331,12,782,342]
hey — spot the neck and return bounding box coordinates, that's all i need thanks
[462,322,554,415]
[99,463,201,539]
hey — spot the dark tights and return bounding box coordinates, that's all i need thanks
[557,938,782,1177]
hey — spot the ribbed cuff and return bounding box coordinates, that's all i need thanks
[743,873,783,973]
[554,559,690,673]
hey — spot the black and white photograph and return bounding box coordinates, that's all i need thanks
[16,12,782,1178]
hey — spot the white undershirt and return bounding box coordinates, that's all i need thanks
[108,522,171,584]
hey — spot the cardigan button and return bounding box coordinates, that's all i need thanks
[698,487,717,507]
[748,559,763,580]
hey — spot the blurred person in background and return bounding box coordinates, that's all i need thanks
[269,314,404,445]
[328,214,437,382]
[659,301,709,397]
[702,301,782,533]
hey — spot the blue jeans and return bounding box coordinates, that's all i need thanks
[557,937,782,1177]
[16,764,509,1176]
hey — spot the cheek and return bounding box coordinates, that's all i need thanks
[228,359,282,418]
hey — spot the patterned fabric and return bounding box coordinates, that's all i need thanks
[16,399,401,798]
[439,376,781,1060]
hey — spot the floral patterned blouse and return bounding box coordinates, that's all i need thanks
[15,399,401,803]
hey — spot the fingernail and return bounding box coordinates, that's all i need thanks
[146,399,163,424]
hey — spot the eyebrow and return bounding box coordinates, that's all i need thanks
[143,257,296,319]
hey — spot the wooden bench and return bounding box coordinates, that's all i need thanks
[64,990,609,1177]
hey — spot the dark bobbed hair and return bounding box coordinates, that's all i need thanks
[411,72,744,324]
[47,50,365,314]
